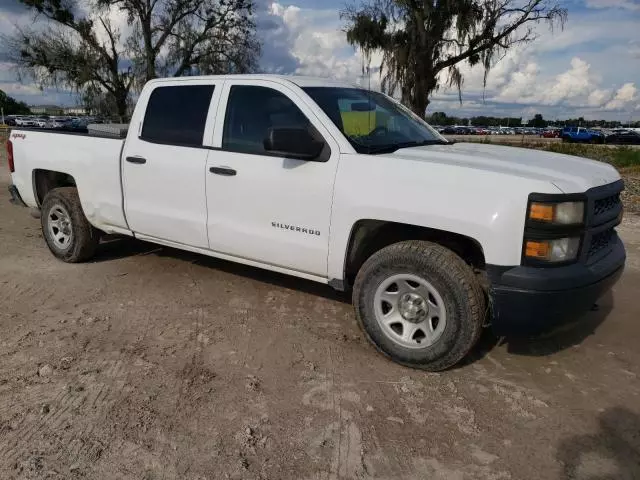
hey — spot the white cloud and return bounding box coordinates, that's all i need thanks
[493,61,541,102]
[585,0,640,11]
[605,83,638,110]
[588,88,612,107]
[263,2,370,85]
[541,57,598,105]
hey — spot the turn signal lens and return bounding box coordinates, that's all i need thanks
[525,237,580,263]
[525,240,550,258]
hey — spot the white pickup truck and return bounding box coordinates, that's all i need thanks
[7,75,626,370]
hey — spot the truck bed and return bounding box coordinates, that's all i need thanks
[9,129,128,233]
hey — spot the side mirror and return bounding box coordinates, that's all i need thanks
[263,127,325,160]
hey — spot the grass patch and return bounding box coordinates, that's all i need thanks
[542,144,640,168]
[471,137,640,169]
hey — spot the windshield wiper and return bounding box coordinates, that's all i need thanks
[363,139,451,155]
[395,139,451,150]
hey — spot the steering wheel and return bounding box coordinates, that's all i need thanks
[369,125,389,137]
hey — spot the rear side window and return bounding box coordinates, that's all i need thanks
[222,85,312,155]
[141,85,214,146]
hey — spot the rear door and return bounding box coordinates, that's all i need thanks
[122,81,222,248]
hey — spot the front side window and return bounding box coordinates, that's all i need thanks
[303,87,447,154]
[222,85,313,155]
[141,84,214,146]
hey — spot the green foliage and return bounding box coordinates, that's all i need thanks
[543,144,640,169]
[472,138,640,169]
[0,90,31,115]
[529,114,546,128]
[427,111,638,129]
[426,112,522,127]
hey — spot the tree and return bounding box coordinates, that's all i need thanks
[529,113,547,127]
[8,0,259,119]
[0,90,31,115]
[98,0,259,83]
[428,111,450,125]
[9,1,134,119]
[344,0,568,117]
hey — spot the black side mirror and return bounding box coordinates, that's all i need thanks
[263,127,325,160]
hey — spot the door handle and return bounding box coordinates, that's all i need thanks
[209,166,237,176]
[126,156,147,164]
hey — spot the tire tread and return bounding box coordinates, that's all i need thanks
[41,187,99,263]
[353,240,485,371]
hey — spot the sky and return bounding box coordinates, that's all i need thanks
[1,0,639,121]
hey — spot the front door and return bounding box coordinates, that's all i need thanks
[205,81,340,276]
[122,81,222,248]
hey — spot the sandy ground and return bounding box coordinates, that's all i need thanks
[1,165,640,480]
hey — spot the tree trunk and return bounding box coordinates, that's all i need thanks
[115,91,128,122]
[408,72,437,119]
[409,95,429,119]
[145,42,156,82]
[141,13,155,82]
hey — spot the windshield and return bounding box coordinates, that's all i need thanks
[303,87,448,154]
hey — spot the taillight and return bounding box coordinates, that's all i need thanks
[6,139,14,173]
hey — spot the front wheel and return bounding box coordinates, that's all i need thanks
[353,241,486,371]
[41,187,99,262]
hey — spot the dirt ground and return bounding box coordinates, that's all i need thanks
[1,166,640,480]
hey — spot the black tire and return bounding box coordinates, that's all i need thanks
[41,187,99,262]
[353,241,485,371]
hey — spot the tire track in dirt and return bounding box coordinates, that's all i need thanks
[0,357,127,468]
[1,388,86,465]
[159,304,206,480]
[0,270,148,474]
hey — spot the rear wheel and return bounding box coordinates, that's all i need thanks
[41,187,99,262]
[353,241,485,371]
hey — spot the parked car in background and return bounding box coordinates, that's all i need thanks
[605,130,640,145]
[60,118,90,133]
[541,128,561,138]
[34,117,50,128]
[562,127,605,143]
[15,117,36,127]
[48,118,68,129]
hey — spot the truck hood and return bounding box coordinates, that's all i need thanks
[385,142,620,193]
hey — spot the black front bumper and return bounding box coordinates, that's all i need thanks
[488,235,625,336]
[8,185,28,207]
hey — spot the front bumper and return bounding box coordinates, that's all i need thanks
[487,234,625,336]
[8,185,28,207]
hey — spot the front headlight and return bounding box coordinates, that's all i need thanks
[528,201,585,225]
[525,237,581,263]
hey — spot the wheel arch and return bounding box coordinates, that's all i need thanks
[334,219,486,291]
[32,169,77,207]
